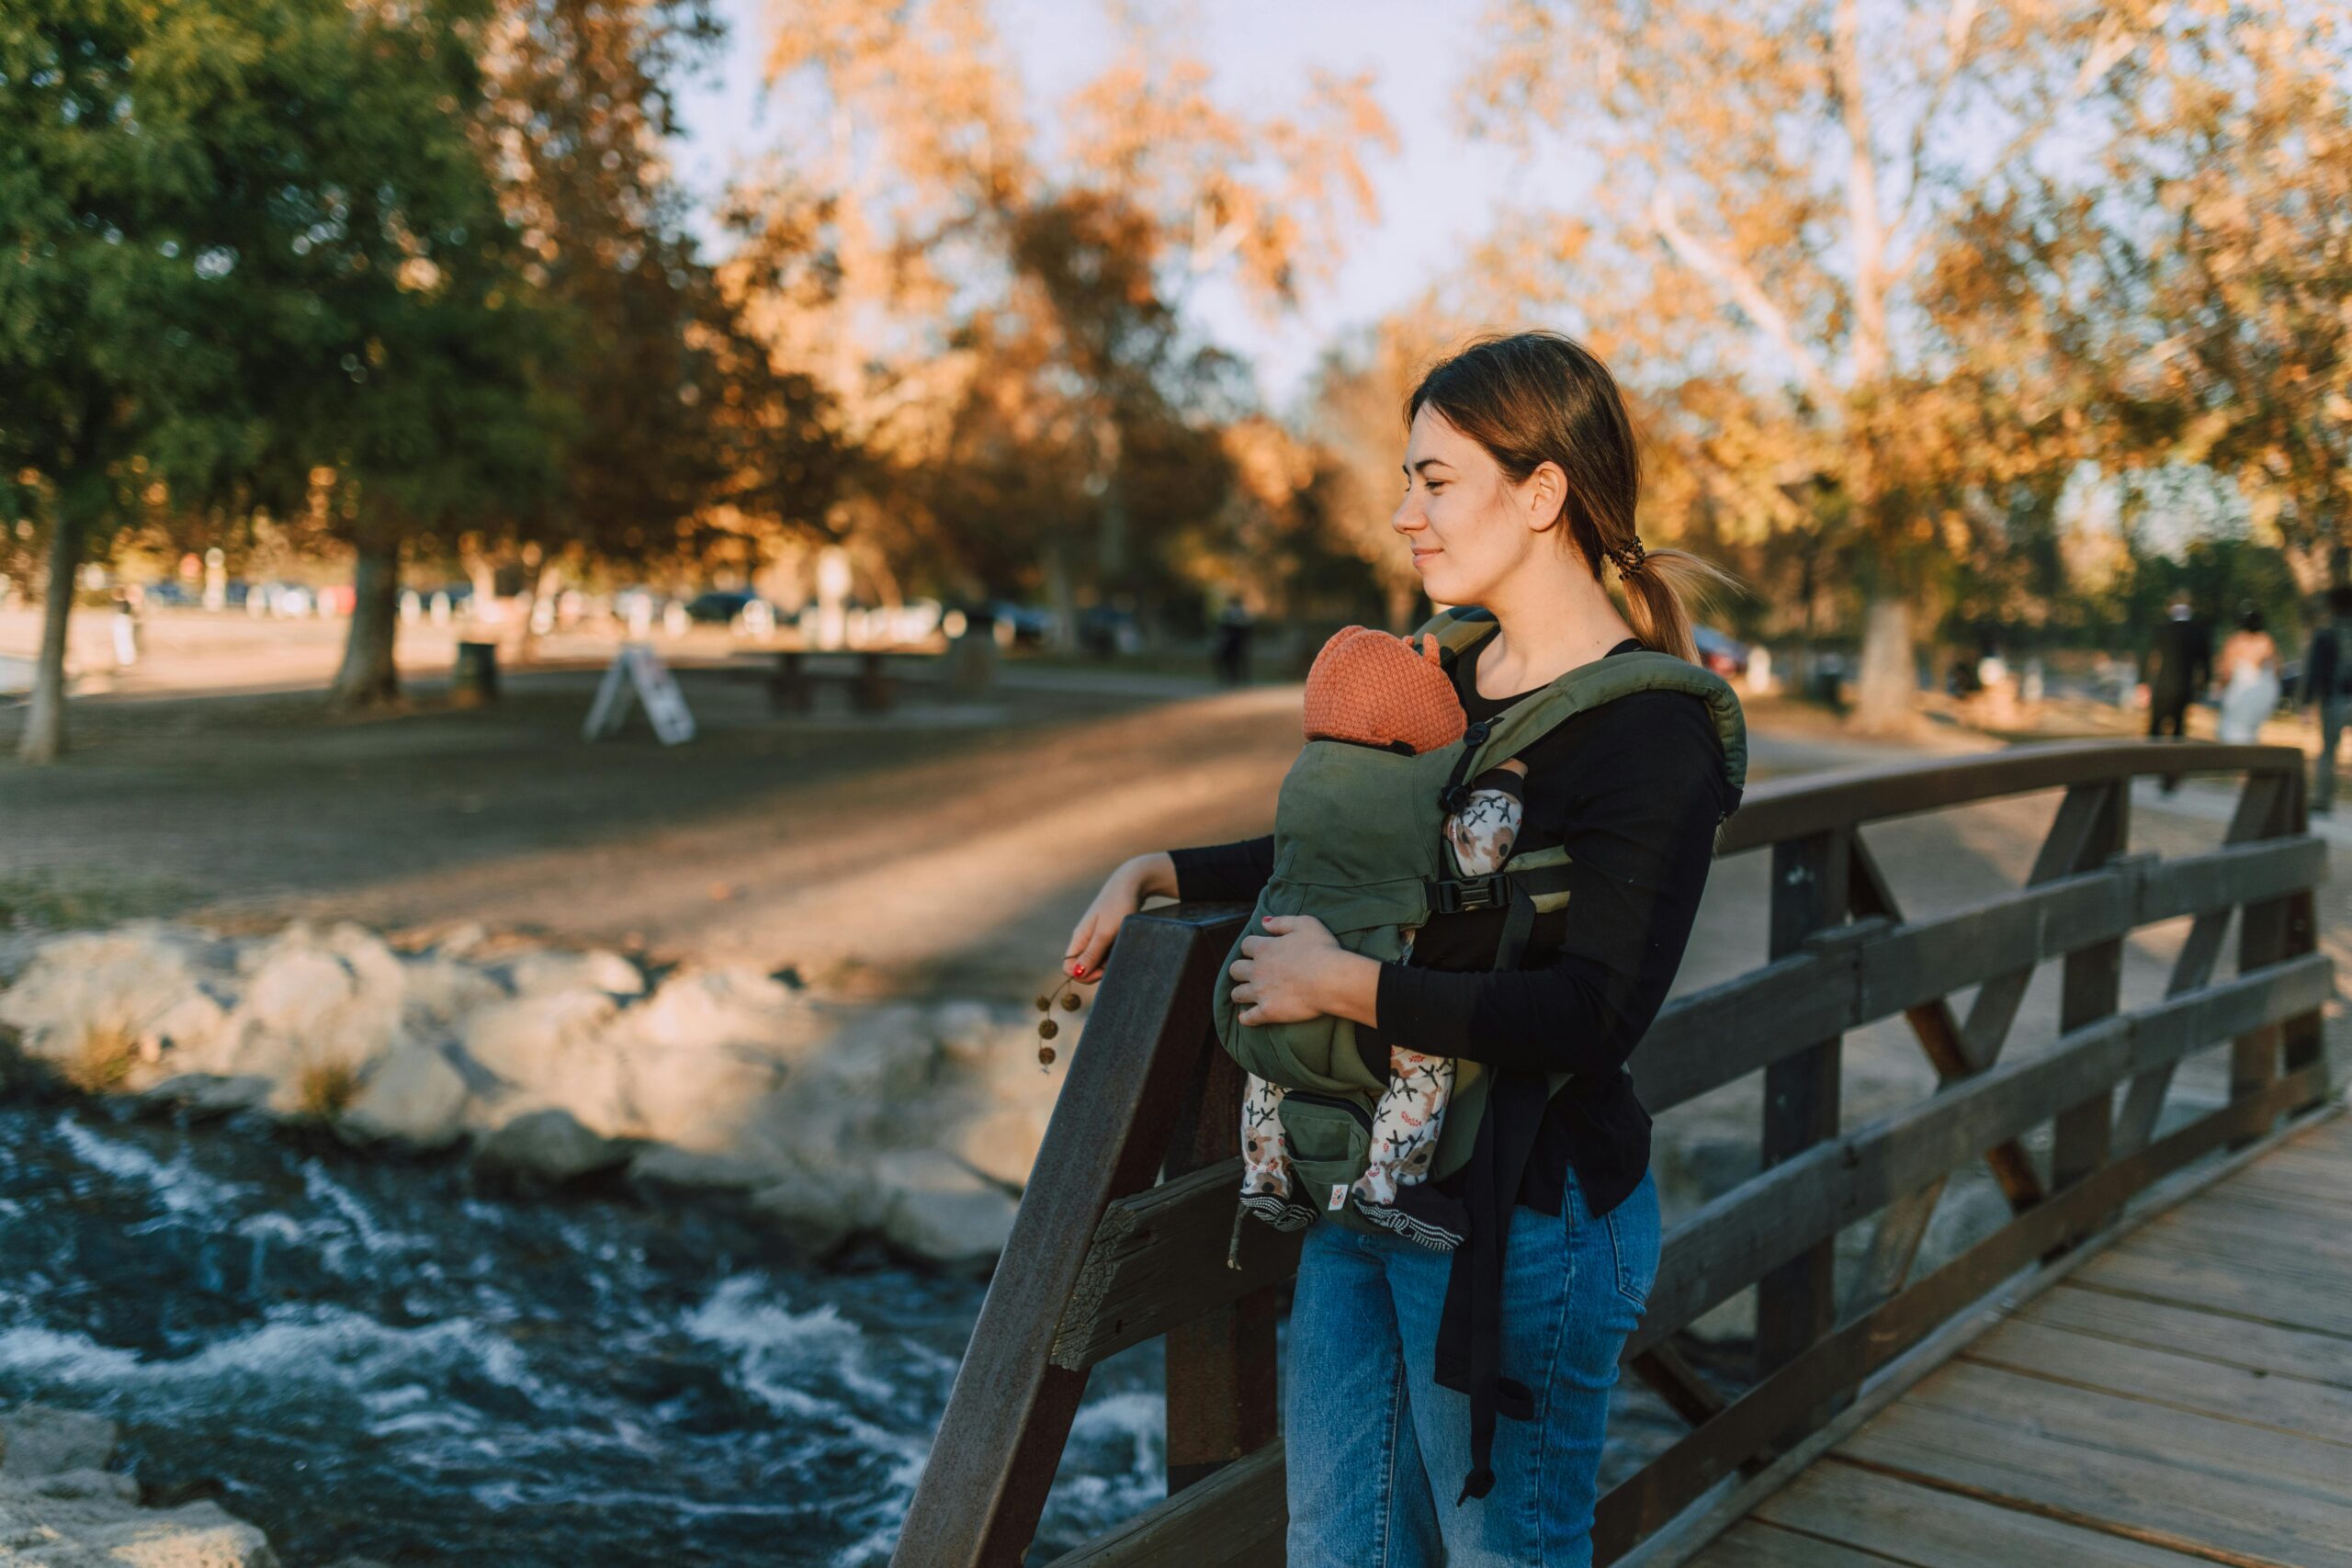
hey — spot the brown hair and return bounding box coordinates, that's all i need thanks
[1406,330,1742,665]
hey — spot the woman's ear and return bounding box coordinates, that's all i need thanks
[1527,461,1567,533]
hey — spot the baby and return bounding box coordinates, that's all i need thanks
[1237,626,1526,1252]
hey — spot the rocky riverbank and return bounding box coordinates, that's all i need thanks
[0,919,1064,1271]
[0,1404,288,1567]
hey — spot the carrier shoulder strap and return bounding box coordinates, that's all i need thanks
[1408,605,1749,927]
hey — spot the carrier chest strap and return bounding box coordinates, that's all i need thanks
[1425,839,1576,918]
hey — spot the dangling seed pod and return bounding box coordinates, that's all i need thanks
[1038,1018,1058,1041]
[1037,1043,1057,1067]
[1035,994,1051,1011]
[1060,993,1081,1012]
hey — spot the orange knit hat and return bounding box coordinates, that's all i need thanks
[1304,625,1467,755]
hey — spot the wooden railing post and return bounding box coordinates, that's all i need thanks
[2233,766,2312,1141]
[2276,766,2328,1111]
[1160,1022,1279,1495]
[2051,780,2131,1200]
[889,908,1242,1568]
[1757,827,1849,1385]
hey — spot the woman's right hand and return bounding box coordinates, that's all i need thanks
[1064,852,1179,985]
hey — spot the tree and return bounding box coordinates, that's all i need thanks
[745,0,1392,633]
[1467,0,2159,732]
[1,0,288,761]
[0,0,567,742]
[2084,9,2352,592]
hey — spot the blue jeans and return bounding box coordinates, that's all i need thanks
[1283,1166,1660,1567]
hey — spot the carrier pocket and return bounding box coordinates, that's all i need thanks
[1279,1092,1375,1213]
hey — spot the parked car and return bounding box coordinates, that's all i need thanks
[979,601,1053,648]
[1692,624,1749,679]
[684,590,775,630]
[145,581,198,607]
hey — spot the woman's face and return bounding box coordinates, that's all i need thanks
[1391,405,1561,606]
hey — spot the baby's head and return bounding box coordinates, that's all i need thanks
[1304,626,1466,755]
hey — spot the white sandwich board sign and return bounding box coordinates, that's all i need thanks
[584,642,696,745]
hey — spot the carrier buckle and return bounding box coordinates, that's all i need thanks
[1430,874,1505,914]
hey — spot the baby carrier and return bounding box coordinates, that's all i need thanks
[1210,604,1748,1237]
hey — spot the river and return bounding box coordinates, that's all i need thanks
[0,1098,1685,1564]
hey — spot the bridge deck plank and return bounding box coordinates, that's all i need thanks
[1686,1111,2352,1568]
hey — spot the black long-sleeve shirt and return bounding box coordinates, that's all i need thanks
[1169,631,1738,1224]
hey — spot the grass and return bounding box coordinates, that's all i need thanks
[0,870,198,931]
[62,1025,138,1093]
[292,1053,364,1119]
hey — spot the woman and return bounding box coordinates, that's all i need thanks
[2215,602,2281,744]
[1063,332,1742,1566]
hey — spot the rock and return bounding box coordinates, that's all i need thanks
[873,1149,1018,1268]
[460,990,617,1089]
[0,1486,280,1567]
[625,967,809,1055]
[927,999,1011,1066]
[507,950,644,999]
[219,926,404,1101]
[430,920,490,958]
[750,1159,887,1258]
[815,1004,942,1100]
[473,1108,630,1185]
[19,1470,137,1503]
[626,1145,771,1198]
[949,1104,1046,1191]
[396,955,505,1030]
[138,1076,275,1119]
[0,1405,118,1479]
[0,928,229,1091]
[337,1044,469,1150]
[623,1044,783,1153]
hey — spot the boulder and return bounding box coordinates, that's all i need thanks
[138,1076,275,1120]
[0,1486,280,1567]
[750,1159,887,1258]
[623,1044,783,1154]
[337,1045,469,1150]
[949,1104,1046,1191]
[626,1145,772,1198]
[507,950,644,999]
[873,1149,1018,1268]
[220,926,403,1097]
[0,1405,117,1478]
[0,928,228,1090]
[473,1108,630,1185]
[813,1004,942,1100]
[459,990,617,1089]
[624,967,810,1056]
[17,1470,137,1503]
[397,955,506,1031]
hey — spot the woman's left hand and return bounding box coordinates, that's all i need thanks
[1229,914,1342,1025]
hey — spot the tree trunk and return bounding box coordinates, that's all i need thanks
[1849,593,1919,736]
[17,506,86,765]
[328,541,402,711]
[1044,539,1079,653]
[513,553,557,667]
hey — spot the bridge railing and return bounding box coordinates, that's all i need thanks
[890,739,2333,1568]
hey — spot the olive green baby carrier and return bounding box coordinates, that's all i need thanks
[1211,604,1748,1237]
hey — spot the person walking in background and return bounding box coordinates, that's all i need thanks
[2299,585,2352,814]
[1212,598,1256,686]
[2215,603,2281,744]
[2145,592,2211,732]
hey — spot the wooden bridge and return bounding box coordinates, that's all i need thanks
[891,738,2339,1568]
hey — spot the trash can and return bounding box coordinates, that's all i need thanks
[453,640,500,706]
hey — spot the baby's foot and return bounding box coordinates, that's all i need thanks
[1238,1190,1319,1232]
[1351,1179,1471,1253]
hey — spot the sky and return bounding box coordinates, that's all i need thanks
[668,0,1594,408]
